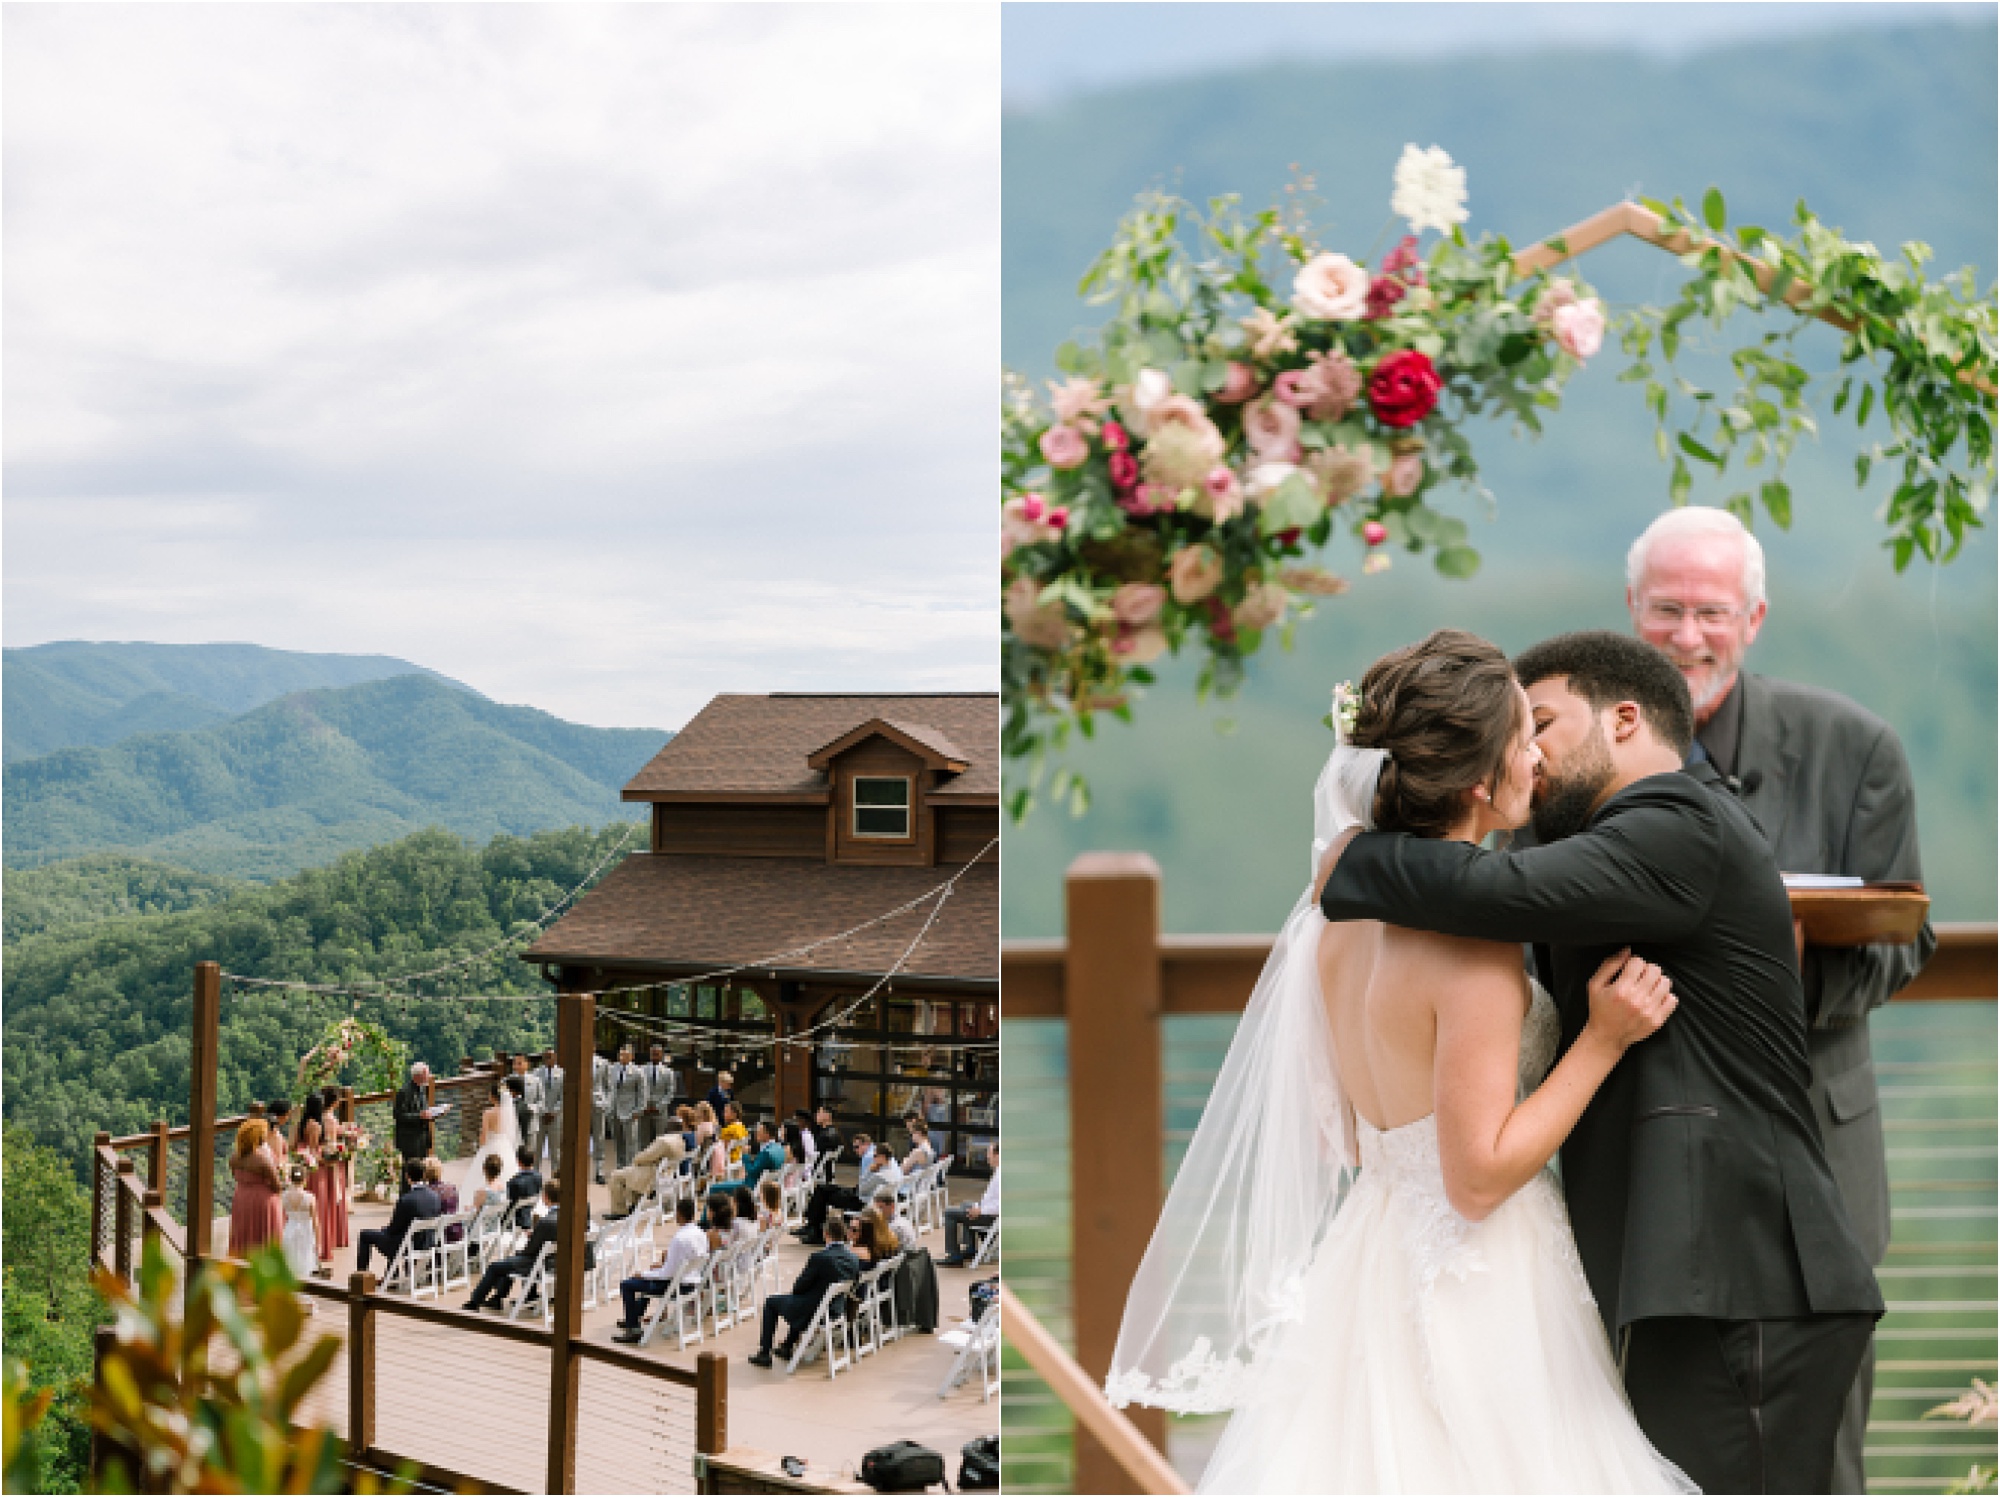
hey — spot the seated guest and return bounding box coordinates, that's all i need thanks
[357,1160,441,1275]
[747,1212,861,1368]
[703,1193,737,1252]
[854,1205,899,1267]
[726,1189,760,1247]
[718,1101,749,1162]
[422,1157,462,1240]
[795,1132,903,1242]
[463,1179,590,1311]
[675,1104,699,1154]
[877,1186,919,1253]
[940,1143,998,1267]
[756,1178,784,1233]
[713,1121,784,1200]
[505,1146,543,1230]
[608,1129,686,1217]
[470,1154,508,1214]
[789,1110,819,1163]
[612,1195,708,1344]
[904,1119,935,1172]
[780,1120,810,1166]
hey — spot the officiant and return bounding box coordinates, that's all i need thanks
[1624,506,1932,1491]
[392,1062,436,1191]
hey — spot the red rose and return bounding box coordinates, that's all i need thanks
[1275,527,1302,548]
[1365,276,1407,320]
[1368,349,1441,428]
[1108,450,1140,491]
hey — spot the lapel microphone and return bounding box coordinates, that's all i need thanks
[1720,769,1763,798]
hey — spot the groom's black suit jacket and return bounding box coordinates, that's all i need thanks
[1321,761,1882,1334]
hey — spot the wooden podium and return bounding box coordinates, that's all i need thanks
[1786,880,1930,947]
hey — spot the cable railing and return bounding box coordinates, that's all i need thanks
[1000,853,1997,1495]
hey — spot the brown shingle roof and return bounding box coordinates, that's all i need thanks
[624,694,996,803]
[522,851,997,987]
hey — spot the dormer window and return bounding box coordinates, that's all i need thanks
[853,777,912,839]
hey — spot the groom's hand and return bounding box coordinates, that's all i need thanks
[1584,949,1678,1051]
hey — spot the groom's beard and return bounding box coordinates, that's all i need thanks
[1530,726,1616,843]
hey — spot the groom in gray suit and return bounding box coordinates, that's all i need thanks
[1626,507,1930,1491]
[607,1044,650,1172]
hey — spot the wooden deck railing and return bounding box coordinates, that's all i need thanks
[1002,852,1998,1494]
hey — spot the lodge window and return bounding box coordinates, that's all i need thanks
[852,777,912,839]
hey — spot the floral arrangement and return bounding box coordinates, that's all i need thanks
[1001,146,1605,814]
[1002,147,1995,816]
[294,1016,407,1103]
[352,1137,400,1199]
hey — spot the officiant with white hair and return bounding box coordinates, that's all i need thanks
[1624,504,1931,1492]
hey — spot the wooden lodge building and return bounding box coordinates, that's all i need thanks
[522,692,998,1172]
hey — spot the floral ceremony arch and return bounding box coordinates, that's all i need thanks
[1000,147,1996,815]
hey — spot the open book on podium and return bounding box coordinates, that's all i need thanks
[1783,874,1929,947]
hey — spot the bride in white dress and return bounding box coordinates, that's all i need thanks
[1108,630,1697,1493]
[457,1081,521,1198]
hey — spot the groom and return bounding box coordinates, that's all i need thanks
[1320,631,1882,1495]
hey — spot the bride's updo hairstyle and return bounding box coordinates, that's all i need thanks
[1347,628,1523,838]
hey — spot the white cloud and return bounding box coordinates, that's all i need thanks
[4,3,999,726]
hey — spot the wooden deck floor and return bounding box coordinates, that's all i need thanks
[288,1169,997,1494]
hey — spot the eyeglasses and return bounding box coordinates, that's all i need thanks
[1640,601,1742,630]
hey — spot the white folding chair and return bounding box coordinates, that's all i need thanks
[856,1254,905,1357]
[434,1210,478,1291]
[503,1241,555,1323]
[810,1150,839,1190]
[969,1216,999,1268]
[463,1199,508,1275]
[786,1280,854,1380]
[780,1163,810,1229]
[378,1217,446,1300]
[922,1156,955,1235]
[639,1255,710,1350]
[938,1302,1000,1402]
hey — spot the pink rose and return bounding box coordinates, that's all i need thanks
[1168,544,1225,604]
[1363,521,1389,547]
[1001,495,1062,556]
[1111,582,1167,628]
[1133,483,1179,515]
[1551,299,1606,360]
[1101,420,1130,451]
[1532,277,1579,326]
[1215,362,1259,404]
[1291,252,1370,321]
[1302,350,1362,422]
[1201,466,1246,523]
[1039,424,1089,470]
[1382,452,1425,498]
[1242,397,1302,463]
[1272,369,1316,409]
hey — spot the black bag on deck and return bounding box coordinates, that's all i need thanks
[959,1435,999,1491]
[859,1440,946,1492]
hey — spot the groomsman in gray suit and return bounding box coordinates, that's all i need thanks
[591,1051,613,1184]
[533,1050,564,1177]
[1626,506,1929,1493]
[608,1044,650,1172]
[511,1053,543,1155]
[639,1043,676,1149]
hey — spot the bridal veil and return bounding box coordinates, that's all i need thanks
[1106,738,1388,1414]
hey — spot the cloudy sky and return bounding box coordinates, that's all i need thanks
[4,5,997,730]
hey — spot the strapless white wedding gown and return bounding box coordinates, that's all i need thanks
[1195,985,1696,1494]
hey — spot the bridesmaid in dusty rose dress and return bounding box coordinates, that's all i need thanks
[226,1119,284,1256]
[299,1093,348,1266]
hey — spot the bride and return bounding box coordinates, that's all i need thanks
[1107,630,1695,1493]
[457,1080,521,1198]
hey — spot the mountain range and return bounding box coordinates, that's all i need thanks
[3,646,667,881]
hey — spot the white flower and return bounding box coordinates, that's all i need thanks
[1126,367,1174,434]
[1391,144,1469,235]
[1331,681,1362,742]
[1246,461,1301,498]
[1291,253,1370,321]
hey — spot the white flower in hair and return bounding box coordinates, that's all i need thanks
[1391,144,1468,235]
[1331,681,1362,744]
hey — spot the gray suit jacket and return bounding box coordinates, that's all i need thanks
[533,1065,563,1121]
[1733,672,1933,1262]
[641,1062,676,1114]
[609,1062,649,1121]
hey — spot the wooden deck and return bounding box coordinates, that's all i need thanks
[284,1170,997,1493]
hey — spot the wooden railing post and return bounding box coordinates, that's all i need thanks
[149,1120,171,1204]
[113,1158,137,1281]
[142,1189,164,1256]
[185,962,222,1299]
[697,1350,727,1456]
[348,1273,377,1459]
[1065,853,1169,1492]
[90,1133,112,1269]
[548,984,596,1494]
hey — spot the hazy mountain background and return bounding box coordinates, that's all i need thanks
[4,664,665,880]
[1002,18,1998,935]
[2,640,470,762]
